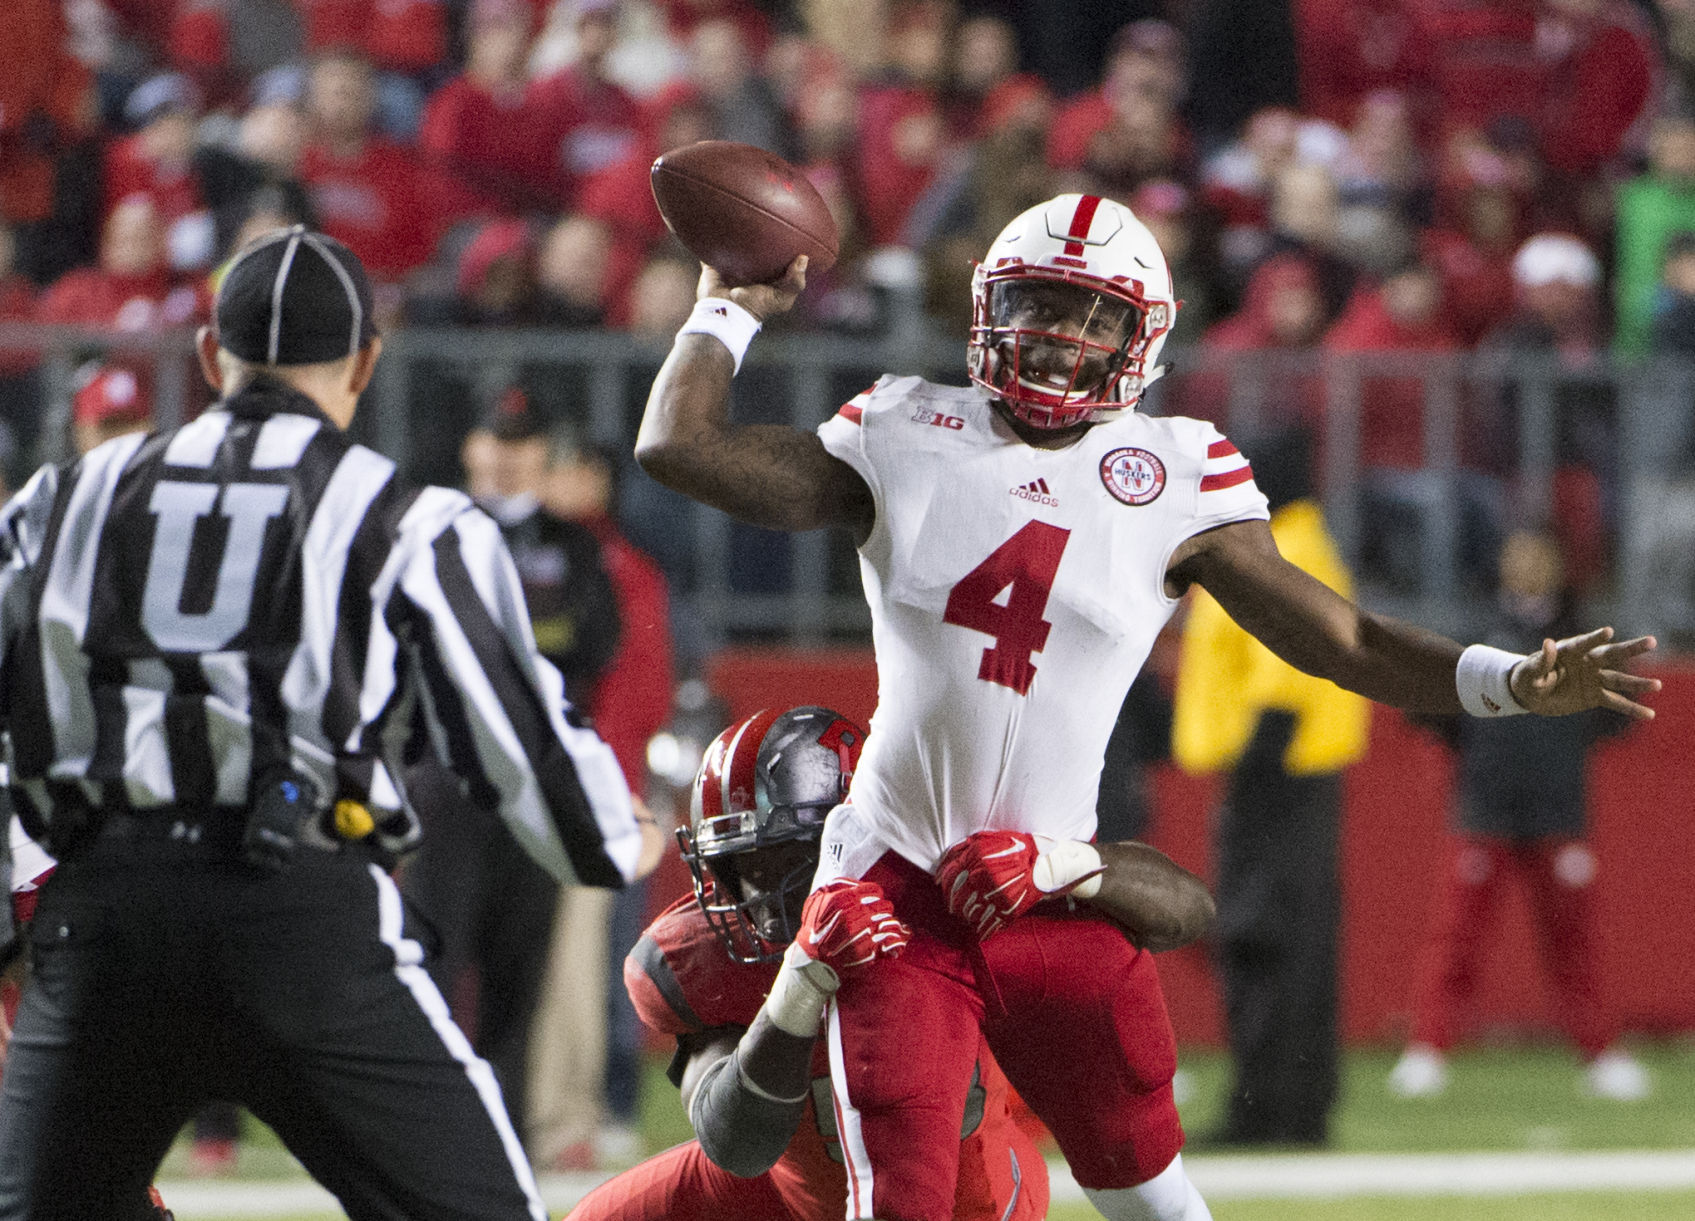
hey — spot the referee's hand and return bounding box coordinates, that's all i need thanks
[633,797,667,881]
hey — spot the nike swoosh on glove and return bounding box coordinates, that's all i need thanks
[795,879,911,978]
[936,830,1105,939]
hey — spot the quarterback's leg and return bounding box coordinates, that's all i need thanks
[566,1139,792,1221]
[825,853,986,1221]
[1081,1155,1213,1221]
[982,911,1206,1221]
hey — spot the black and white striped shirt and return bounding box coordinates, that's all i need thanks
[0,379,641,887]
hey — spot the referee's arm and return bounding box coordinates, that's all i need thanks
[0,466,61,666]
[388,494,646,887]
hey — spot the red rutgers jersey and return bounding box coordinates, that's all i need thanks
[624,895,1047,1221]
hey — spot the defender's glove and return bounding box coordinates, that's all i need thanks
[763,880,910,1036]
[936,830,1106,940]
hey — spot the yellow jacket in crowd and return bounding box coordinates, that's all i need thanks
[1172,499,1371,777]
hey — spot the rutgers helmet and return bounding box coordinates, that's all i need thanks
[680,706,865,963]
[968,193,1177,430]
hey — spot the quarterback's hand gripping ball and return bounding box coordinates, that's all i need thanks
[937,830,1107,939]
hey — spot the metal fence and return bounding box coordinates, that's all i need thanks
[6,321,1694,655]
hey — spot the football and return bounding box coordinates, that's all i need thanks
[650,141,838,286]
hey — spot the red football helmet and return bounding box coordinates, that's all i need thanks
[968,193,1177,430]
[680,706,865,963]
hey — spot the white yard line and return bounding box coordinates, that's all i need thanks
[1173,1150,1695,1201]
[155,1150,1695,1217]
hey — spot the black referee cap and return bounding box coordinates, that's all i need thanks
[215,226,379,366]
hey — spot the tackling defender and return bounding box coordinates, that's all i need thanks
[567,704,1213,1221]
[637,194,1658,1221]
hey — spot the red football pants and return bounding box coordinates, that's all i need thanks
[1408,835,1615,1057]
[826,853,1182,1221]
[565,1140,792,1221]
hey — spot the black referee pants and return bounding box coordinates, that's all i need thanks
[0,828,548,1221]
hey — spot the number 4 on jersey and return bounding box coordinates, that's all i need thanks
[942,521,1071,695]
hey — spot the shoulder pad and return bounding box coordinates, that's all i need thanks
[625,899,778,1034]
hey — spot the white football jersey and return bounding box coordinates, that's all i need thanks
[817,375,1269,871]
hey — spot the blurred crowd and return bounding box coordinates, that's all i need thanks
[2,0,1693,597]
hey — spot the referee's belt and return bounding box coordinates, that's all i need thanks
[91,803,379,858]
[91,808,252,857]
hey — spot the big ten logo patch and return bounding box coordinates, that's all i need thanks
[912,406,965,430]
[1099,447,1166,506]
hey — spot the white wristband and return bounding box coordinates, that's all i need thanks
[1032,839,1104,898]
[1456,644,1531,717]
[762,942,840,1037]
[679,297,762,374]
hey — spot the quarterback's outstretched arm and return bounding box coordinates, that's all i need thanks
[1091,841,1215,952]
[938,832,1213,948]
[636,259,875,541]
[1170,518,1659,719]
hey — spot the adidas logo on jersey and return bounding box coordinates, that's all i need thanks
[1010,478,1059,507]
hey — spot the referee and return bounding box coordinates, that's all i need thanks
[0,226,661,1220]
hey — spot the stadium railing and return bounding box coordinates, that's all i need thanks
[4,322,1692,651]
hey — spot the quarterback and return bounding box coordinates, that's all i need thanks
[636,194,1658,1221]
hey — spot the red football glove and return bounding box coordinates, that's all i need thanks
[936,830,1106,939]
[795,879,911,974]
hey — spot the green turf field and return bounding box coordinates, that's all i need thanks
[177,1195,1695,1221]
[158,1041,1695,1219]
[1052,1194,1695,1220]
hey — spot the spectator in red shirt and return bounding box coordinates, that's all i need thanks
[946,15,1047,141]
[295,0,447,78]
[528,1,648,210]
[652,0,771,59]
[1423,143,1526,345]
[419,0,554,217]
[1182,252,1329,432]
[1534,0,1658,180]
[104,73,218,273]
[1293,0,1431,133]
[854,1,953,249]
[299,50,441,280]
[1,0,95,281]
[1326,260,1463,469]
[1414,0,1544,139]
[1325,259,1486,593]
[1046,19,1191,188]
[37,195,204,332]
[450,217,538,327]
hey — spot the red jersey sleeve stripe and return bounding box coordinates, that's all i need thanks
[838,403,864,424]
[1207,439,1238,459]
[1200,464,1255,492]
